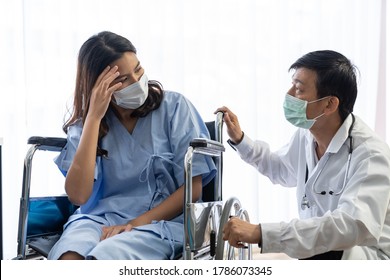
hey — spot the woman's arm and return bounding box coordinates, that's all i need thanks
[64,116,100,205]
[133,175,203,225]
[100,175,203,240]
[65,66,122,205]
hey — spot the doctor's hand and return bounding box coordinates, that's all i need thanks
[88,65,123,121]
[100,223,133,240]
[222,217,262,248]
[214,106,244,144]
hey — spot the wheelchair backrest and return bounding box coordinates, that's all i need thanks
[202,121,222,202]
[27,196,78,238]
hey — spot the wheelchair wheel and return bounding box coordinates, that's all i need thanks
[215,197,252,260]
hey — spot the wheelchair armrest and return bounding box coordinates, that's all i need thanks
[27,136,67,152]
[190,138,225,156]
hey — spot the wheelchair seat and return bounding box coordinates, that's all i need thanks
[23,196,77,259]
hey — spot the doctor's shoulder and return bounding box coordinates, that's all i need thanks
[353,116,390,155]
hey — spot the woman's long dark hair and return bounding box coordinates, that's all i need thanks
[64,31,164,155]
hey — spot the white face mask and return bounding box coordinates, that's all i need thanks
[113,73,149,109]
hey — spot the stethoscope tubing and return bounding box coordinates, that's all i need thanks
[301,114,355,208]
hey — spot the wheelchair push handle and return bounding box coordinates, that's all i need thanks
[27,136,67,152]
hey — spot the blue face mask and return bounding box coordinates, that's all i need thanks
[283,94,328,129]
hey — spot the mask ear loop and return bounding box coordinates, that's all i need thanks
[307,96,332,121]
[307,95,332,104]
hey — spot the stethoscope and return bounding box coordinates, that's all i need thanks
[301,114,355,210]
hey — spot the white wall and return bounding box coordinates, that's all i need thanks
[0,0,388,259]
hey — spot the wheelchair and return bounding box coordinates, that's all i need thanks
[183,112,251,260]
[14,112,252,260]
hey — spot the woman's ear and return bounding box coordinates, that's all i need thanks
[325,96,339,114]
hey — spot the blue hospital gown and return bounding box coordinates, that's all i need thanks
[48,91,216,260]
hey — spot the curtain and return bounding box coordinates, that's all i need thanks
[0,0,387,259]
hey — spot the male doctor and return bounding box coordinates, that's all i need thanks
[217,50,390,259]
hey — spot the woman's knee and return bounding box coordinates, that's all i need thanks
[59,251,85,260]
[89,231,172,259]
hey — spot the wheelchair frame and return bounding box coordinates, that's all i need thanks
[183,112,252,260]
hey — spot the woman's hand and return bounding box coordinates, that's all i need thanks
[88,65,122,121]
[100,223,133,240]
[214,106,243,144]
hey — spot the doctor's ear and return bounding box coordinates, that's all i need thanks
[325,96,339,114]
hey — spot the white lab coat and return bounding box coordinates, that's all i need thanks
[234,114,390,259]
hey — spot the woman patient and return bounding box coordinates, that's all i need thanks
[48,31,215,260]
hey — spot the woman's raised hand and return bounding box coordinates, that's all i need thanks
[88,65,123,120]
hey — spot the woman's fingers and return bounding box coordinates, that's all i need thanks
[94,65,121,99]
[88,66,123,119]
[100,224,133,240]
[100,66,122,94]
[96,65,118,86]
[95,65,111,86]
